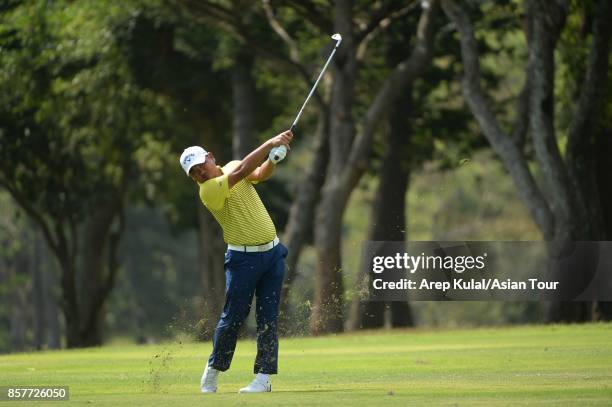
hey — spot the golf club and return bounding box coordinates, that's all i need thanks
[270,33,343,163]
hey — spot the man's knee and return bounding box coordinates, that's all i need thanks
[256,306,279,321]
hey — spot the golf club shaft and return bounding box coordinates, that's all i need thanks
[271,35,342,163]
[291,46,339,130]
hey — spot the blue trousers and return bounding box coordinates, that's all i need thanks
[208,243,287,374]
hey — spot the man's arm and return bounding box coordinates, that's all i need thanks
[247,159,276,183]
[227,130,292,188]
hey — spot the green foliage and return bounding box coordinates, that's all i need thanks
[0,0,174,223]
[0,0,179,348]
[106,204,200,340]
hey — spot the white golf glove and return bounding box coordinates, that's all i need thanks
[269,145,287,164]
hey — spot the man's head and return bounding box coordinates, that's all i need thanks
[179,146,218,183]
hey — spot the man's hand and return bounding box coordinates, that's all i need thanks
[228,129,293,188]
[268,130,292,164]
[268,130,293,150]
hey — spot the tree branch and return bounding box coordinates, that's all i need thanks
[180,0,239,25]
[356,1,420,61]
[174,0,328,112]
[511,79,530,149]
[262,0,299,62]
[346,0,438,186]
[175,0,243,38]
[0,180,60,256]
[277,0,333,34]
[441,0,555,238]
[355,0,417,45]
[511,7,534,150]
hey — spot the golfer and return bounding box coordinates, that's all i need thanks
[179,130,293,394]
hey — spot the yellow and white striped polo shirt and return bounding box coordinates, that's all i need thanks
[199,160,277,245]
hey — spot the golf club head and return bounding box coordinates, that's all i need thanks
[331,33,342,47]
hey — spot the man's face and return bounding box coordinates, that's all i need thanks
[189,152,217,183]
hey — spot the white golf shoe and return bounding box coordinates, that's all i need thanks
[238,376,271,393]
[200,365,219,393]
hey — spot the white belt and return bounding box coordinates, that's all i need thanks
[228,237,280,253]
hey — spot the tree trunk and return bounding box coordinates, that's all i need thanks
[196,206,226,340]
[279,110,329,333]
[311,0,438,334]
[53,189,125,348]
[31,230,46,350]
[385,87,414,329]
[564,0,612,321]
[42,259,61,349]
[565,0,611,242]
[595,127,612,320]
[391,302,414,327]
[9,253,28,351]
[533,0,611,321]
[231,50,257,159]
[348,87,414,330]
[528,0,575,241]
[79,219,110,346]
[57,245,80,348]
[74,192,124,347]
[309,0,356,335]
[596,128,612,240]
[309,72,352,334]
[442,0,611,323]
[311,225,346,334]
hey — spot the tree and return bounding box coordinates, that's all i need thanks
[0,1,173,347]
[308,0,440,334]
[348,87,415,330]
[441,0,612,321]
[347,5,478,330]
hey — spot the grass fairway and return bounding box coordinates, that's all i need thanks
[1,323,611,406]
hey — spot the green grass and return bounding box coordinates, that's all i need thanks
[1,323,611,406]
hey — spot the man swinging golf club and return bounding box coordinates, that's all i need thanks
[180,130,292,394]
[181,32,342,394]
